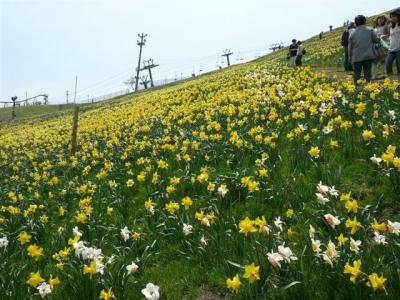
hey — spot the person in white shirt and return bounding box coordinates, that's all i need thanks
[387,9,400,76]
[372,15,390,79]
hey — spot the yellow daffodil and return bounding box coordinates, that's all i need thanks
[243,263,260,283]
[239,217,257,235]
[343,260,362,283]
[226,274,241,293]
[26,271,44,287]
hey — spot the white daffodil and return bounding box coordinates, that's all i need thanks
[328,186,339,197]
[85,247,102,261]
[319,103,327,113]
[72,226,82,237]
[326,241,339,259]
[201,217,210,227]
[349,238,361,253]
[370,154,382,165]
[141,283,160,300]
[126,262,139,275]
[316,193,329,205]
[217,184,229,197]
[388,221,400,235]
[73,241,86,257]
[278,244,297,262]
[107,255,116,265]
[316,181,329,194]
[37,282,52,298]
[323,126,332,134]
[323,240,339,267]
[95,259,105,275]
[311,239,322,253]
[73,241,103,263]
[274,216,283,231]
[261,224,271,235]
[324,214,341,228]
[267,251,283,268]
[0,236,8,248]
[182,223,193,236]
[200,236,207,247]
[373,232,387,245]
[389,110,396,120]
[121,226,131,241]
[298,124,307,132]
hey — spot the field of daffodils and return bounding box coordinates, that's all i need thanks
[0,18,399,300]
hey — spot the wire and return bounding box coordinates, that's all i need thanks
[49,45,274,104]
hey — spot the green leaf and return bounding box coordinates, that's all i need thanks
[281,281,301,290]
[226,260,244,269]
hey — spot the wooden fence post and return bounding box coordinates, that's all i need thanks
[11,96,17,120]
[71,105,79,155]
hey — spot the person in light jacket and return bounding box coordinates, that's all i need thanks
[348,15,380,84]
[386,9,400,77]
[295,41,305,67]
[372,15,390,79]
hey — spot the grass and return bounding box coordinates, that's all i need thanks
[0,104,75,126]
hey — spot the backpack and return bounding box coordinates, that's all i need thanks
[371,30,386,61]
[302,49,306,55]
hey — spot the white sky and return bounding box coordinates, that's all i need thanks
[1,0,398,104]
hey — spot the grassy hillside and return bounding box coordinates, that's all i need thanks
[1,9,400,300]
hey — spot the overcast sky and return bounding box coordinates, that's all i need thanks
[1,0,398,104]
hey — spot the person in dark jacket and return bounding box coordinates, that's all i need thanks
[348,15,380,84]
[341,22,356,71]
[287,39,298,67]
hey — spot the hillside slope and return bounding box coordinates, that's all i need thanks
[1,9,400,300]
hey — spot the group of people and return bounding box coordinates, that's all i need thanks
[342,9,400,84]
[287,39,306,67]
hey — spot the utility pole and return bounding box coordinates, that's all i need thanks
[135,33,147,92]
[73,76,78,104]
[140,59,159,88]
[66,90,69,104]
[222,49,233,67]
[139,75,150,89]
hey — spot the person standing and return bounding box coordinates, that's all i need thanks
[295,41,305,67]
[341,23,356,71]
[288,39,298,67]
[372,15,390,79]
[386,9,400,77]
[348,15,380,84]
